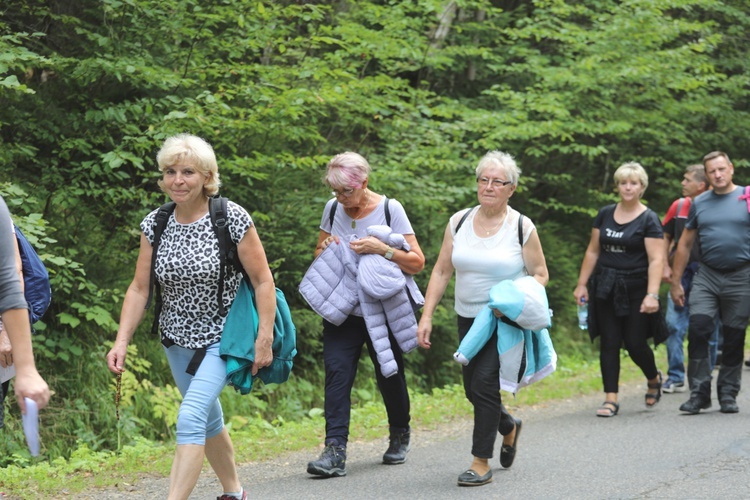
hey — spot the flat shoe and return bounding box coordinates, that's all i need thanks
[457,469,493,487]
[500,417,522,468]
[596,401,619,417]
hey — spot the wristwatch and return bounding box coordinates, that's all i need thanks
[384,247,395,260]
[646,293,660,301]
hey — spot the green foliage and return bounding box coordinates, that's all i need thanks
[2,0,750,471]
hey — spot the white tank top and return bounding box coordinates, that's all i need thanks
[450,206,534,318]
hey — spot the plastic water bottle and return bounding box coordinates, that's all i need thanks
[577,299,588,330]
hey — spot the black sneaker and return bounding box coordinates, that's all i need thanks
[382,430,410,465]
[307,444,346,477]
[720,398,739,414]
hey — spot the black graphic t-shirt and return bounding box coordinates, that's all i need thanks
[594,204,663,270]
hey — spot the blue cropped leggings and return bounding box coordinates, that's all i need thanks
[164,342,227,446]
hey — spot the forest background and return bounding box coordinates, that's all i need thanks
[1,0,749,469]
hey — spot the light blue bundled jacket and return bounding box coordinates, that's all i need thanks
[454,276,556,394]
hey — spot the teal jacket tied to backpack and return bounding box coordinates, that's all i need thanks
[220,278,297,394]
[147,195,297,389]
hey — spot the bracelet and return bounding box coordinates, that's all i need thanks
[646,293,660,301]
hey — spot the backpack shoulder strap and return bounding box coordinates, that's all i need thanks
[209,196,234,316]
[518,213,525,247]
[210,195,230,262]
[147,201,176,334]
[328,196,391,228]
[454,206,478,235]
[328,200,338,229]
[741,186,750,213]
[676,197,687,217]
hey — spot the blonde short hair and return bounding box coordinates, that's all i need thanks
[613,162,648,196]
[156,134,221,196]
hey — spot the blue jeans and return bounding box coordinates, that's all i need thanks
[665,295,720,383]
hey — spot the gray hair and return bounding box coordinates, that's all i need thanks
[475,151,521,186]
[685,164,707,185]
[703,151,731,166]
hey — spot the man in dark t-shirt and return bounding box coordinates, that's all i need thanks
[670,151,750,414]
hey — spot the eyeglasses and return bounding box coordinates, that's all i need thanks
[477,177,512,188]
[331,187,356,198]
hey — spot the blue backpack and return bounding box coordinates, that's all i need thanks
[14,226,52,325]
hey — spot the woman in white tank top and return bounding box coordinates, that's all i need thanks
[417,151,548,487]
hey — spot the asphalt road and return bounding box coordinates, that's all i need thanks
[86,371,750,499]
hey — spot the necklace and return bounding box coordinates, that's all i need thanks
[475,210,504,235]
[350,189,371,229]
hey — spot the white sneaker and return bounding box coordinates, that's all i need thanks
[662,378,686,393]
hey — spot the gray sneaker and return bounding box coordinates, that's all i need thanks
[307,444,346,477]
[662,378,686,393]
[383,430,411,465]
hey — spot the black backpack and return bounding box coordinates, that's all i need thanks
[144,196,239,335]
[327,196,391,228]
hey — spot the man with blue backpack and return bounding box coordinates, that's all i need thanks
[0,199,50,429]
[0,220,52,428]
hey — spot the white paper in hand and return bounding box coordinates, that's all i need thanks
[0,363,15,383]
[22,397,40,457]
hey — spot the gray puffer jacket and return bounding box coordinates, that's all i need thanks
[299,230,424,377]
[357,225,420,377]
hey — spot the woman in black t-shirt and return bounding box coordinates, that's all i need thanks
[573,162,665,417]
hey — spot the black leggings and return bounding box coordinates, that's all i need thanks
[594,286,658,393]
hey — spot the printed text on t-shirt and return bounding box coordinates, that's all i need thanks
[603,228,625,253]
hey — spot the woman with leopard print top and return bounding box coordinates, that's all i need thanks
[106,134,275,500]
